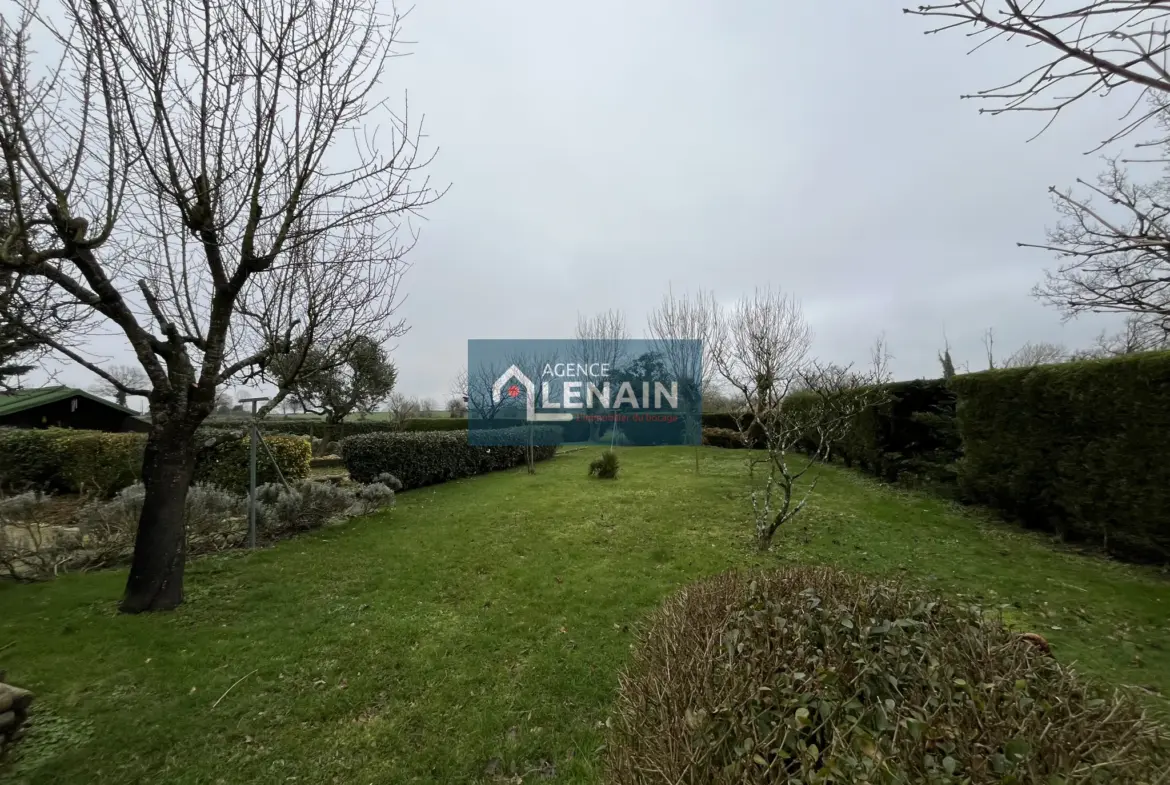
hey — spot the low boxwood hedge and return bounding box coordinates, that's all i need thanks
[340,426,562,489]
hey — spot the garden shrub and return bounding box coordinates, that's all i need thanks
[354,482,396,513]
[194,433,311,492]
[0,428,310,495]
[204,417,469,440]
[589,450,620,479]
[951,351,1170,562]
[401,417,468,432]
[608,566,1170,784]
[701,427,749,449]
[340,426,561,488]
[256,480,356,535]
[783,379,958,482]
[373,472,404,491]
[0,429,79,492]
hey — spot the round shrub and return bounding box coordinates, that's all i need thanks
[608,567,1170,784]
[373,472,404,491]
[589,450,619,479]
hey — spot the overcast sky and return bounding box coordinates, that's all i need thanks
[40,0,1135,407]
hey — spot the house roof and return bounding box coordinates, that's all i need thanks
[0,386,139,418]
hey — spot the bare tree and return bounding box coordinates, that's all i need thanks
[418,397,435,416]
[646,287,717,471]
[89,364,148,408]
[982,327,996,370]
[445,396,467,417]
[1071,313,1170,359]
[907,3,1170,340]
[905,2,1170,147]
[214,390,234,415]
[711,287,890,550]
[454,365,512,421]
[574,309,629,443]
[1003,341,1068,368]
[0,0,440,612]
[384,391,420,426]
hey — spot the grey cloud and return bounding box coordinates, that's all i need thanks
[40,0,1136,403]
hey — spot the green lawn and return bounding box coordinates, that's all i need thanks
[1,448,1167,783]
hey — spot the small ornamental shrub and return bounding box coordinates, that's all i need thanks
[608,566,1170,784]
[589,450,620,479]
[373,472,403,491]
[256,480,355,535]
[354,482,396,513]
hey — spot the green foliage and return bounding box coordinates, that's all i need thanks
[0,428,310,495]
[205,417,470,441]
[951,351,1170,562]
[192,434,311,493]
[256,480,358,535]
[0,429,142,495]
[1,448,1169,780]
[701,413,747,430]
[0,428,72,491]
[701,427,749,449]
[781,379,958,483]
[272,336,397,424]
[609,566,1170,784]
[340,427,561,488]
[401,417,468,431]
[588,450,620,479]
[373,472,403,491]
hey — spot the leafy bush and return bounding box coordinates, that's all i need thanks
[783,379,958,482]
[354,482,396,513]
[609,566,1170,784]
[0,428,310,496]
[401,417,468,432]
[0,429,141,495]
[77,482,248,556]
[589,450,620,479]
[340,427,561,488]
[256,480,355,535]
[194,434,311,493]
[951,351,1170,562]
[701,427,749,449]
[204,417,468,440]
[373,472,403,491]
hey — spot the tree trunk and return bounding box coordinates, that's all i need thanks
[120,419,199,614]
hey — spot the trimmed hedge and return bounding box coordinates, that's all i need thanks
[195,434,312,492]
[0,428,311,495]
[837,379,958,483]
[341,426,561,489]
[951,352,1170,563]
[204,417,472,440]
[701,427,750,449]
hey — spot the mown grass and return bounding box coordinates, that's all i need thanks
[1,447,1167,783]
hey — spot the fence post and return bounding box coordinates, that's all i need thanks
[240,396,270,549]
